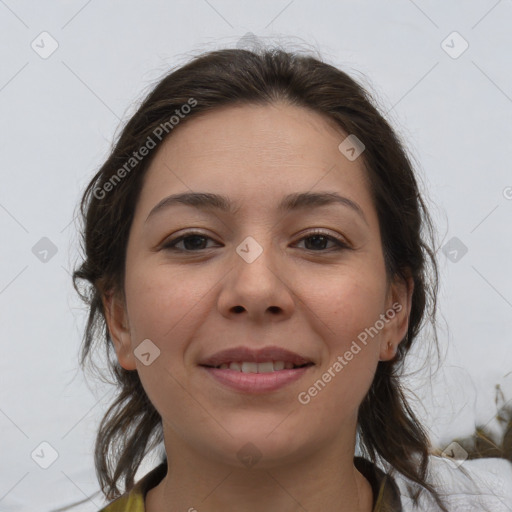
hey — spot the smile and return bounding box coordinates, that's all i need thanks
[200,363,314,393]
[209,361,313,372]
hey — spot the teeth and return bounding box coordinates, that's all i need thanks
[241,362,258,373]
[216,361,304,372]
[257,361,274,373]
[273,361,285,370]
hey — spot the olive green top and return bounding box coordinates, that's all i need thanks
[99,456,402,511]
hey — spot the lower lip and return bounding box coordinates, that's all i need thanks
[200,365,313,393]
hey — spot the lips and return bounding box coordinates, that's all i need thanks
[198,345,314,368]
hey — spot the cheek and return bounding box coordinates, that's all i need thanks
[296,270,386,408]
[122,265,211,420]
[304,267,388,348]
[123,263,209,357]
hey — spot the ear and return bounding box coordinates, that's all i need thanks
[379,274,414,362]
[102,290,137,371]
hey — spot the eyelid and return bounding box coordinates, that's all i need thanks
[160,230,219,250]
[293,228,351,251]
[161,228,351,252]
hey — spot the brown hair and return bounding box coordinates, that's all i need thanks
[69,47,448,510]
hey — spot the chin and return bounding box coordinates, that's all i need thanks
[203,420,320,470]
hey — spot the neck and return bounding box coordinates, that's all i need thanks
[145,426,373,512]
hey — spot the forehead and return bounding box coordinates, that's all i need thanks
[136,102,374,219]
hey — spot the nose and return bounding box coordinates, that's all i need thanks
[216,237,295,323]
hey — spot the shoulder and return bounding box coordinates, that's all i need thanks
[99,492,142,512]
[394,455,512,512]
[98,462,167,512]
[354,456,403,511]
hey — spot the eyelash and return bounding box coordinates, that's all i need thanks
[162,229,350,253]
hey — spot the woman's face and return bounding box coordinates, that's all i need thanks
[104,102,411,468]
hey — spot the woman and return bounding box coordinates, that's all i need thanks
[68,46,472,511]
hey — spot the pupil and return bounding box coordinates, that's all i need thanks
[306,235,327,250]
[184,235,206,250]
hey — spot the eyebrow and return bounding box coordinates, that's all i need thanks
[145,191,368,225]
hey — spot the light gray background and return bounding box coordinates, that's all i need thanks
[1,1,511,510]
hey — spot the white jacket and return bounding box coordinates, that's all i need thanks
[394,456,512,511]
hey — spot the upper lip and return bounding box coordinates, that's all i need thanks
[199,346,314,367]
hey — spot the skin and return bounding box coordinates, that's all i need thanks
[103,102,413,512]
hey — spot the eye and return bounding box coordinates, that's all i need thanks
[294,230,350,252]
[161,229,350,253]
[162,231,220,252]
